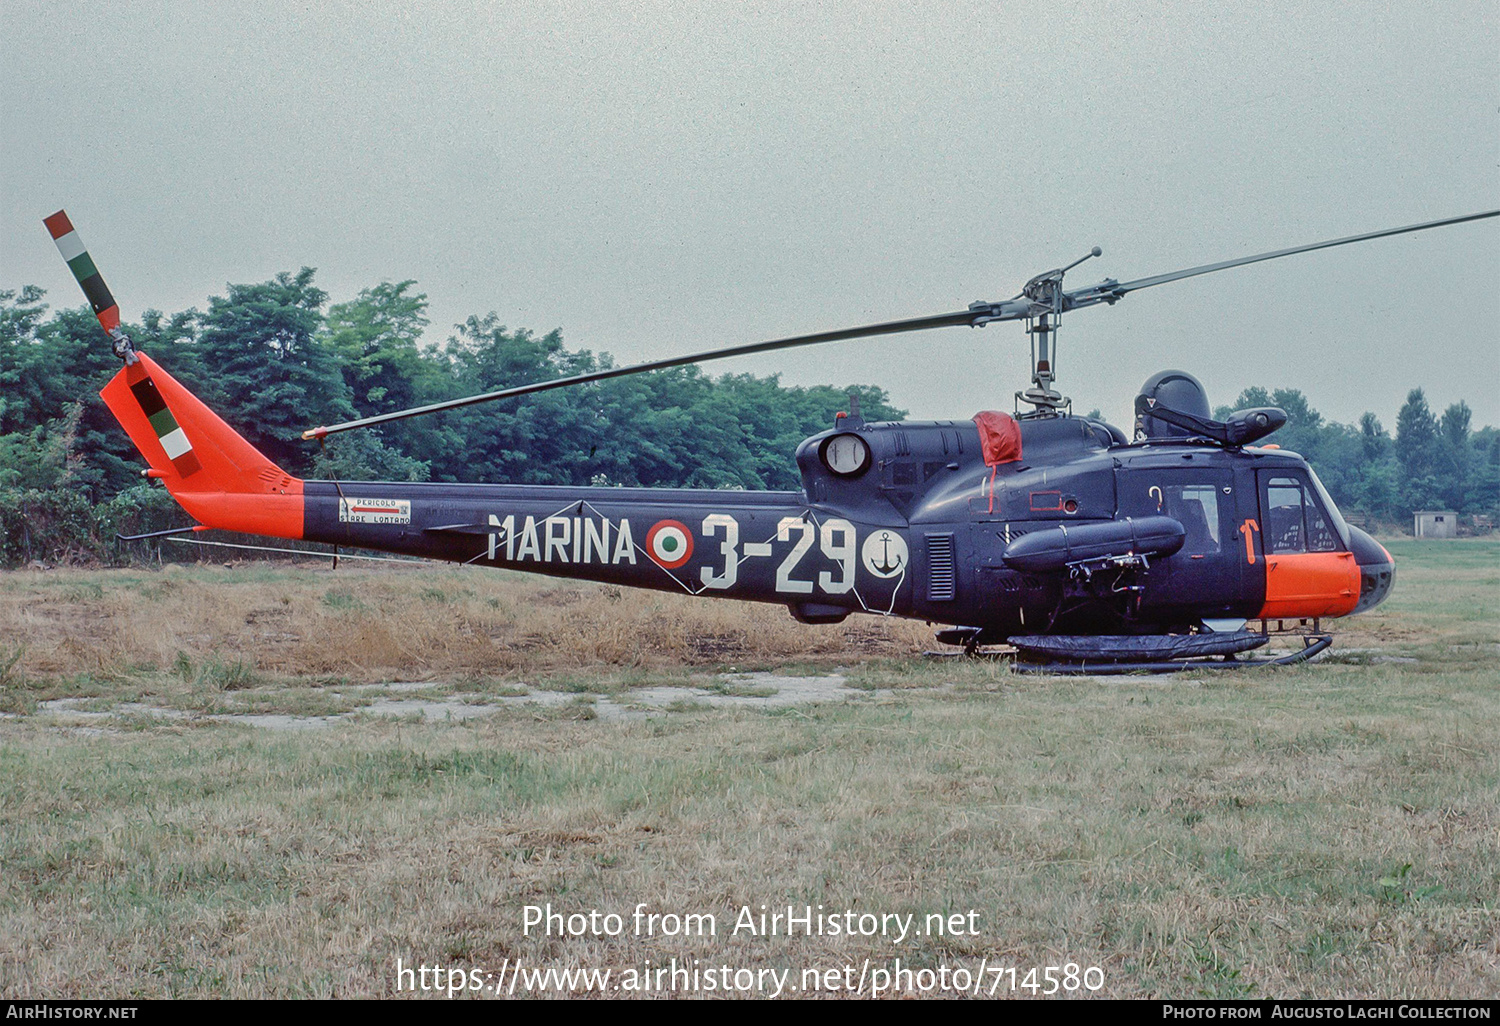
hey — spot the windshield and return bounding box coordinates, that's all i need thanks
[1306,467,1352,550]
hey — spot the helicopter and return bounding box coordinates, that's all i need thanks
[43,208,1499,672]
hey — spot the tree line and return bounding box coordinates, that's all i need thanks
[1,271,1495,564]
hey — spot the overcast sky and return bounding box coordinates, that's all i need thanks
[3,0,1496,435]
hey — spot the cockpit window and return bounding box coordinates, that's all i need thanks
[1265,475,1339,553]
[1121,472,1225,555]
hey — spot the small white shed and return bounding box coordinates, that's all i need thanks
[1413,511,1458,539]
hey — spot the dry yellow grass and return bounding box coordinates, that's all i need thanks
[0,561,932,683]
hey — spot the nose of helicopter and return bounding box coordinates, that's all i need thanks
[1348,525,1395,614]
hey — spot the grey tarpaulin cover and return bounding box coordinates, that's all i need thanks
[1010,632,1268,662]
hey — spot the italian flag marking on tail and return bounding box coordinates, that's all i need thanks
[645,519,694,569]
[126,365,202,477]
[43,210,121,334]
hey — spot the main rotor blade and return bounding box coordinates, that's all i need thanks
[1098,209,1500,298]
[304,308,980,439]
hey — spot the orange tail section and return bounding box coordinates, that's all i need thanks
[100,353,305,539]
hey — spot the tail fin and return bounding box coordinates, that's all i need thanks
[101,354,306,539]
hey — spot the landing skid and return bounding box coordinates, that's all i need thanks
[921,646,1012,660]
[1009,634,1333,675]
[926,626,1334,673]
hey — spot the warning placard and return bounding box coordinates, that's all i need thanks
[338,497,411,525]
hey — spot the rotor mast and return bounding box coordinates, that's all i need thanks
[1013,246,1101,418]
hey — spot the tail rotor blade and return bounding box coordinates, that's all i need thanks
[43,209,124,337]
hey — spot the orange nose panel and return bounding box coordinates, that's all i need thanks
[1258,551,1360,619]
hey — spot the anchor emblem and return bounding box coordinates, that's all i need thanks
[861,530,909,580]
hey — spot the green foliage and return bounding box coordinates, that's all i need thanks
[1396,388,1439,479]
[0,643,23,686]
[324,280,431,417]
[94,484,181,537]
[393,318,905,490]
[1376,862,1441,904]
[94,485,187,562]
[2,291,143,500]
[310,429,429,482]
[1359,412,1387,462]
[194,268,354,473]
[0,285,51,434]
[0,488,97,565]
[192,656,258,692]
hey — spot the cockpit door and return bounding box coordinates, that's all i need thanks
[1119,468,1255,620]
[1254,470,1359,619]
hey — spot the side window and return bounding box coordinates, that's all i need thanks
[1265,476,1338,553]
[1120,473,1224,555]
[1266,478,1306,553]
[1174,483,1220,554]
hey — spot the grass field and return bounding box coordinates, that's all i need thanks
[1,539,1496,999]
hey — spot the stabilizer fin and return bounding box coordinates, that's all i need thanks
[100,354,305,539]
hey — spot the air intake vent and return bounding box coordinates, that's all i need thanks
[926,533,956,601]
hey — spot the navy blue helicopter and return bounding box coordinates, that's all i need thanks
[48,209,1497,671]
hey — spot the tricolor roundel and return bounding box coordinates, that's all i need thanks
[645,519,693,569]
